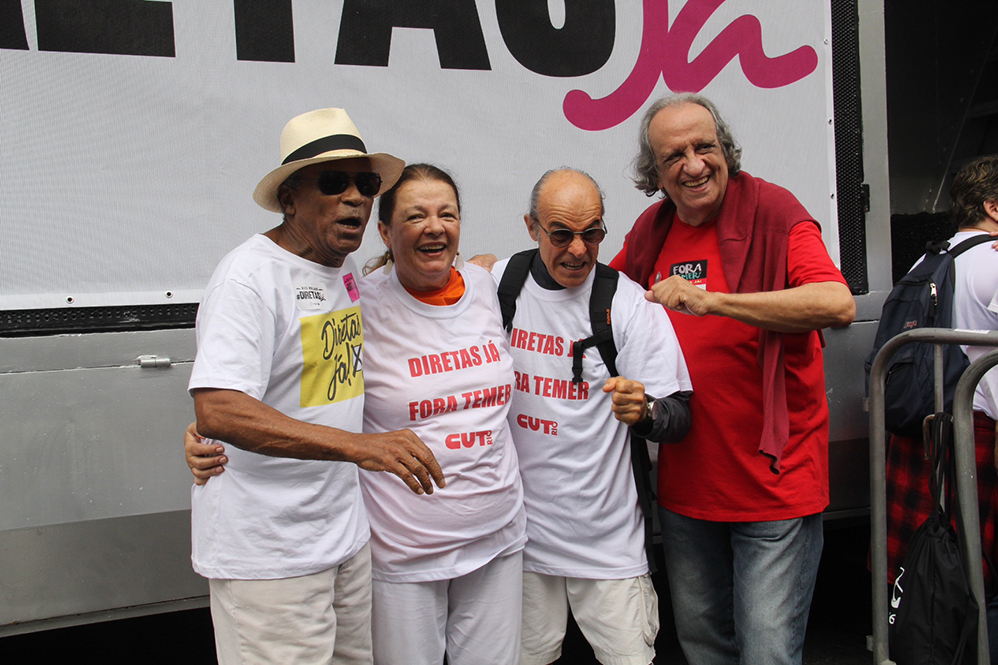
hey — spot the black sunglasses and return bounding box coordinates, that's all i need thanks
[536,221,607,248]
[299,171,382,197]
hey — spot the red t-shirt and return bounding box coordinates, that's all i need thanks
[611,220,844,521]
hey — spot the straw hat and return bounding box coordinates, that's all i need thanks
[252,108,405,213]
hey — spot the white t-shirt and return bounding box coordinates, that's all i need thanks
[188,234,369,580]
[360,263,526,583]
[949,230,998,419]
[493,258,692,579]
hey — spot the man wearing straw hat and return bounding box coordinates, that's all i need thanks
[187,108,444,664]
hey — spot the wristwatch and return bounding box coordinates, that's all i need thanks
[642,394,657,424]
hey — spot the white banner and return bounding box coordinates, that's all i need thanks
[1,0,835,310]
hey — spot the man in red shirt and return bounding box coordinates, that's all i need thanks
[610,93,855,665]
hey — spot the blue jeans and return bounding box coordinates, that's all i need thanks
[659,507,823,665]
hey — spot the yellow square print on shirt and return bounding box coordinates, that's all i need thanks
[299,306,365,407]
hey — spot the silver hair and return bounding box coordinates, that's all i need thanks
[527,167,606,228]
[631,93,742,197]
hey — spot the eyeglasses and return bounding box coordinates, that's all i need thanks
[536,221,607,248]
[299,171,383,197]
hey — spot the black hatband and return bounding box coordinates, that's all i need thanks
[283,134,366,164]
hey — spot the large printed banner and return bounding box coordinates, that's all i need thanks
[1,0,835,310]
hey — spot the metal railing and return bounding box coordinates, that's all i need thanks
[868,328,998,665]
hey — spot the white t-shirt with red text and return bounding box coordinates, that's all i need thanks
[360,263,526,583]
[493,259,691,579]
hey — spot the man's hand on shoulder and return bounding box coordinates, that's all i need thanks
[467,254,498,271]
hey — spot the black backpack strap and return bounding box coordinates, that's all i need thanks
[630,429,658,573]
[567,264,660,571]
[570,264,619,383]
[947,233,995,258]
[925,233,993,257]
[591,264,620,377]
[497,249,537,332]
[925,238,950,255]
[930,235,993,315]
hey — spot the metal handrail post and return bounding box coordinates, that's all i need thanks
[952,349,998,662]
[868,328,998,665]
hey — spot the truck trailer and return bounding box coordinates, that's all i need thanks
[1,0,996,635]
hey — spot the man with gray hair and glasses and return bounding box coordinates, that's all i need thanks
[609,94,855,665]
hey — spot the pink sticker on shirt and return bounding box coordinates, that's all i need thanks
[344,273,360,302]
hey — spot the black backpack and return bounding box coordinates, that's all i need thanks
[865,235,993,437]
[889,416,979,665]
[497,249,659,572]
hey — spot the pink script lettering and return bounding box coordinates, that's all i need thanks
[563,0,819,131]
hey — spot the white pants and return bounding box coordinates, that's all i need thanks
[371,551,523,665]
[520,572,658,665]
[209,543,373,665]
